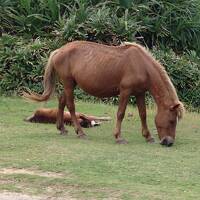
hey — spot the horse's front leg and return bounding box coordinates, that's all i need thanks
[64,87,86,139]
[114,89,130,144]
[56,93,68,135]
[136,94,155,143]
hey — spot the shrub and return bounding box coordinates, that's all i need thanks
[1,0,200,110]
[1,0,200,52]
[0,34,64,94]
[130,0,200,53]
[0,0,64,36]
[1,34,200,108]
[59,1,140,44]
[152,48,200,108]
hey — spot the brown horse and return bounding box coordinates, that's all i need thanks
[23,41,184,146]
[24,107,111,128]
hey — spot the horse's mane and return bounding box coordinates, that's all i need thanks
[123,42,185,119]
[177,101,185,120]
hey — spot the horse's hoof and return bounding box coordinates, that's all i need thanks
[146,137,155,143]
[59,128,68,135]
[60,131,68,136]
[116,138,128,144]
[77,133,87,139]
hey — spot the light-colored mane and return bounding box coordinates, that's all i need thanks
[177,101,185,120]
[123,42,185,119]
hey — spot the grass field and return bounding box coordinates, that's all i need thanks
[0,97,200,199]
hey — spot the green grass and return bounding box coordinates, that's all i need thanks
[0,97,200,199]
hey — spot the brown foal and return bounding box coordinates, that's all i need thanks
[25,106,110,128]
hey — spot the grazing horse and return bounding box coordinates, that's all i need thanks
[23,41,184,146]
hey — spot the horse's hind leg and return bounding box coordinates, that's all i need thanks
[136,94,154,143]
[57,93,67,135]
[64,86,86,138]
[114,89,130,144]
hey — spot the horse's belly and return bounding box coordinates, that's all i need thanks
[77,81,120,98]
[73,67,121,97]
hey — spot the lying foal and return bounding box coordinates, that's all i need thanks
[25,108,111,128]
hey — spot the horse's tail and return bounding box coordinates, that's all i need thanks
[23,49,59,102]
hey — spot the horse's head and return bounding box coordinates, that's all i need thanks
[155,102,184,147]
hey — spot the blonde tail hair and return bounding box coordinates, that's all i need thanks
[23,49,59,102]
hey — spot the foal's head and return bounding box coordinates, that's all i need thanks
[155,102,184,147]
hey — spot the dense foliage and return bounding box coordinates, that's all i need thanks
[0,0,200,108]
[152,49,200,108]
[1,0,200,51]
[0,35,60,94]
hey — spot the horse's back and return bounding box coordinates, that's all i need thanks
[53,41,149,97]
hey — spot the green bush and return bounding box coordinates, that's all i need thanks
[1,34,199,108]
[131,0,200,53]
[152,48,200,108]
[58,1,139,44]
[0,34,64,94]
[1,0,200,52]
[1,0,200,109]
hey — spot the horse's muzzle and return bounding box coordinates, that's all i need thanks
[160,136,174,147]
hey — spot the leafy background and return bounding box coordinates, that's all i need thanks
[0,0,200,108]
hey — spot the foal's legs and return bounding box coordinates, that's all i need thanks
[64,86,86,138]
[136,94,154,143]
[114,89,130,144]
[56,93,67,135]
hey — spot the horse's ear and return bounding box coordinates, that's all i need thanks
[170,103,180,111]
[170,101,185,120]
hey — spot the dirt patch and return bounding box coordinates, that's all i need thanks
[0,168,64,178]
[0,192,76,200]
[0,178,14,185]
[0,168,78,199]
[0,192,43,200]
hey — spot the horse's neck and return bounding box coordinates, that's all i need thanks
[148,64,178,109]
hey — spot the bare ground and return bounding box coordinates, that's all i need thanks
[0,168,76,200]
[0,192,76,200]
[0,168,64,178]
